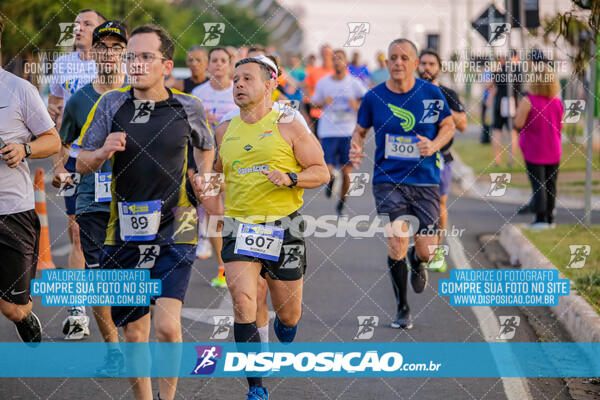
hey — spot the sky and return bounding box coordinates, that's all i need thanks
[280,0,579,69]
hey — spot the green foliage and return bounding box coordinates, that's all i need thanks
[535,0,600,76]
[0,0,269,66]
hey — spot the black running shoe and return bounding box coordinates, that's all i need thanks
[391,306,412,329]
[14,311,42,343]
[335,199,344,216]
[95,349,125,377]
[408,246,427,293]
[325,177,335,198]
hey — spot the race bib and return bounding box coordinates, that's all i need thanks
[234,223,284,261]
[331,108,353,123]
[118,200,162,241]
[94,172,112,202]
[385,134,420,161]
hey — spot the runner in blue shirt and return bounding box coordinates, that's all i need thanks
[350,38,455,329]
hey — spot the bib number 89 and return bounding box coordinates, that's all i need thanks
[245,235,274,249]
[131,216,148,230]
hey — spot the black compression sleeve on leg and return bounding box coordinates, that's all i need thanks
[388,257,409,310]
[234,322,262,388]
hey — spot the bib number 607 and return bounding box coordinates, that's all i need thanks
[245,235,274,249]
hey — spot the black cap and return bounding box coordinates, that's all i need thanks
[93,20,128,45]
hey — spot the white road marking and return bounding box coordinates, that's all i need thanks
[52,243,72,257]
[181,290,275,325]
[447,234,532,400]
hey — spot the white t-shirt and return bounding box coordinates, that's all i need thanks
[191,81,237,131]
[311,74,366,138]
[50,51,97,158]
[220,102,312,134]
[49,51,97,104]
[0,68,55,215]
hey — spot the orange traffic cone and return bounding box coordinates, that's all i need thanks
[33,168,55,270]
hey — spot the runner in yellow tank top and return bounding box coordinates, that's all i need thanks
[220,108,303,223]
[195,56,329,400]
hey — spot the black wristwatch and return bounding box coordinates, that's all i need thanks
[23,143,32,158]
[286,172,298,187]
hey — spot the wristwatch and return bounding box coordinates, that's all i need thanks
[23,143,32,158]
[286,172,298,187]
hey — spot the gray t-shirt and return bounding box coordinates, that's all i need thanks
[0,68,55,215]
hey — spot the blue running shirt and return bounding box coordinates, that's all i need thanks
[357,79,452,185]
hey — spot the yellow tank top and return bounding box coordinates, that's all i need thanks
[220,109,303,223]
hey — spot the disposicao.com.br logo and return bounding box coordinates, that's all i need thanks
[220,350,441,374]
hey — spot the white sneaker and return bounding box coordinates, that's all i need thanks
[196,237,213,259]
[62,315,90,340]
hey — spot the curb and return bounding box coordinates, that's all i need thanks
[499,223,600,342]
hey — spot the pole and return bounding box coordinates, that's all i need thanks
[506,0,514,167]
[584,40,597,226]
[466,0,473,110]
[519,0,527,49]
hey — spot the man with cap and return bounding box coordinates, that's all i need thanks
[58,21,128,372]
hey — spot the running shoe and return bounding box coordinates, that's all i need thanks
[274,315,297,343]
[428,246,447,273]
[390,306,412,329]
[95,349,125,377]
[246,386,269,400]
[196,237,213,259]
[335,199,345,216]
[325,176,335,198]
[14,311,42,343]
[210,275,227,288]
[62,306,90,340]
[407,246,428,293]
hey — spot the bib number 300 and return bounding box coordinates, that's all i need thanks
[385,134,420,161]
[118,200,162,241]
[234,223,284,261]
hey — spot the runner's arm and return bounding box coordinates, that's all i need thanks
[48,94,64,130]
[451,110,467,132]
[349,124,369,169]
[77,132,126,174]
[0,128,60,168]
[193,147,215,175]
[51,145,72,188]
[28,128,61,158]
[274,119,330,189]
[212,121,228,173]
[432,114,456,149]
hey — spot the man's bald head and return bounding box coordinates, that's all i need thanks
[387,38,418,59]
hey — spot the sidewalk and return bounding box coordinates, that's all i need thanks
[452,128,600,211]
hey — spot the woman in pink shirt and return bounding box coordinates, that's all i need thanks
[514,59,563,229]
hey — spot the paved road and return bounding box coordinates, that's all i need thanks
[1,135,596,399]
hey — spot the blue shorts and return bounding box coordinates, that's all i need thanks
[64,156,77,215]
[439,160,453,196]
[373,183,440,235]
[100,244,195,327]
[321,137,351,167]
[76,212,109,269]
